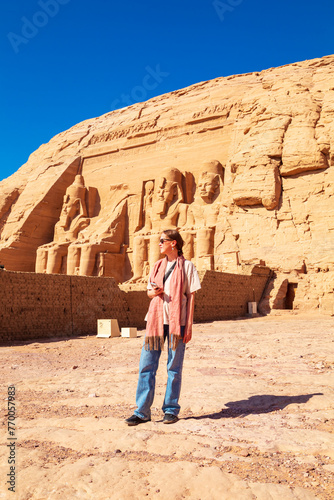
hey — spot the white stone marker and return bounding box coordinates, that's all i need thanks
[121,327,137,338]
[97,319,120,338]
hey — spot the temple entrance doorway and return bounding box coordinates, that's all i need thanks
[285,282,298,309]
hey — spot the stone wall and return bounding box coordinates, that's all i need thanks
[0,270,129,343]
[0,269,269,342]
[195,270,269,322]
[118,284,150,330]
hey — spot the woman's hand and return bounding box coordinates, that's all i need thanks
[147,287,163,298]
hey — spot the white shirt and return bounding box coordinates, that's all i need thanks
[147,260,201,325]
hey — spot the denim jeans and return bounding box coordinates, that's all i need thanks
[134,325,186,420]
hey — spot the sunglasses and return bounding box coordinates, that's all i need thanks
[159,238,172,244]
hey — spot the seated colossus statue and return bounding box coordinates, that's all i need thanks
[35,174,90,274]
[184,160,224,270]
[131,167,188,282]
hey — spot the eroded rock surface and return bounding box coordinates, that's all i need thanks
[0,55,333,313]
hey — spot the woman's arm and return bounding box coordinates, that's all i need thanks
[184,292,195,343]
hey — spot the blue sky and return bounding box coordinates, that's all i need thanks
[1,0,333,181]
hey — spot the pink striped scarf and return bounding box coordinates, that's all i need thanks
[145,255,185,351]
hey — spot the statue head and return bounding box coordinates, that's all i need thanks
[154,168,184,215]
[59,175,87,230]
[144,180,154,197]
[197,160,224,203]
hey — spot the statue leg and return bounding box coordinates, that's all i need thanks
[180,231,194,261]
[36,247,48,273]
[149,234,161,269]
[132,236,147,281]
[79,244,96,276]
[67,244,81,275]
[46,246,65,274]
[196,228,214,271]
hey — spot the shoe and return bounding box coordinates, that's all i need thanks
[163,413,179,424]
[125,414,151,426]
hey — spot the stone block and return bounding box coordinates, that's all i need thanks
[97,319,120,338]
[121,327,137,338]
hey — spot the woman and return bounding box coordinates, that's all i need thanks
[125,229,201,425]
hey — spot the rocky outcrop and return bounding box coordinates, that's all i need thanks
[0,55,333,314]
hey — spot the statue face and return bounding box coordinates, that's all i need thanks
[157,178,177,202]
[59,189,80,229]
[154,178,178,214]
[198,173,219,202]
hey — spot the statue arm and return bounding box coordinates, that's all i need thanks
[71,217,90,238]
[177,204,188,228]
[185,206,195,229]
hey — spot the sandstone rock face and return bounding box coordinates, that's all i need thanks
[1,55,333,314]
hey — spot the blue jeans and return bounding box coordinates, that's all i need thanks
[134,325,186,420]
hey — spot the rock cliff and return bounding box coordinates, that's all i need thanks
[1,55,333,314]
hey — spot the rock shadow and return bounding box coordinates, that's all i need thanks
[183,393,324,420]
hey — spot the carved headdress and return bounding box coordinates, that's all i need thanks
[159,167,184,202]
[196,160,224,202]
[202,160,224,179]
[158,168,183,202]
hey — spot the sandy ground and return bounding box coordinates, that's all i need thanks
[1,311,334,500]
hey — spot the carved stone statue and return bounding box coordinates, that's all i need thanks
[66,184,130,282]
[184,160,224,270]
[131,167,188,281]
[150,168,187,231]
[141,180,154,234]
[35,175,90,274]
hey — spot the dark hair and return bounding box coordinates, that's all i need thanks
[163,229,184,256]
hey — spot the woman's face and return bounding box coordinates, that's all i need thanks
[159,232,175,255]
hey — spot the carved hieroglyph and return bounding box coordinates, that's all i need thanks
[0,55,334,312]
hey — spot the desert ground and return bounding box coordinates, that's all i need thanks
[1,311,333,500]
